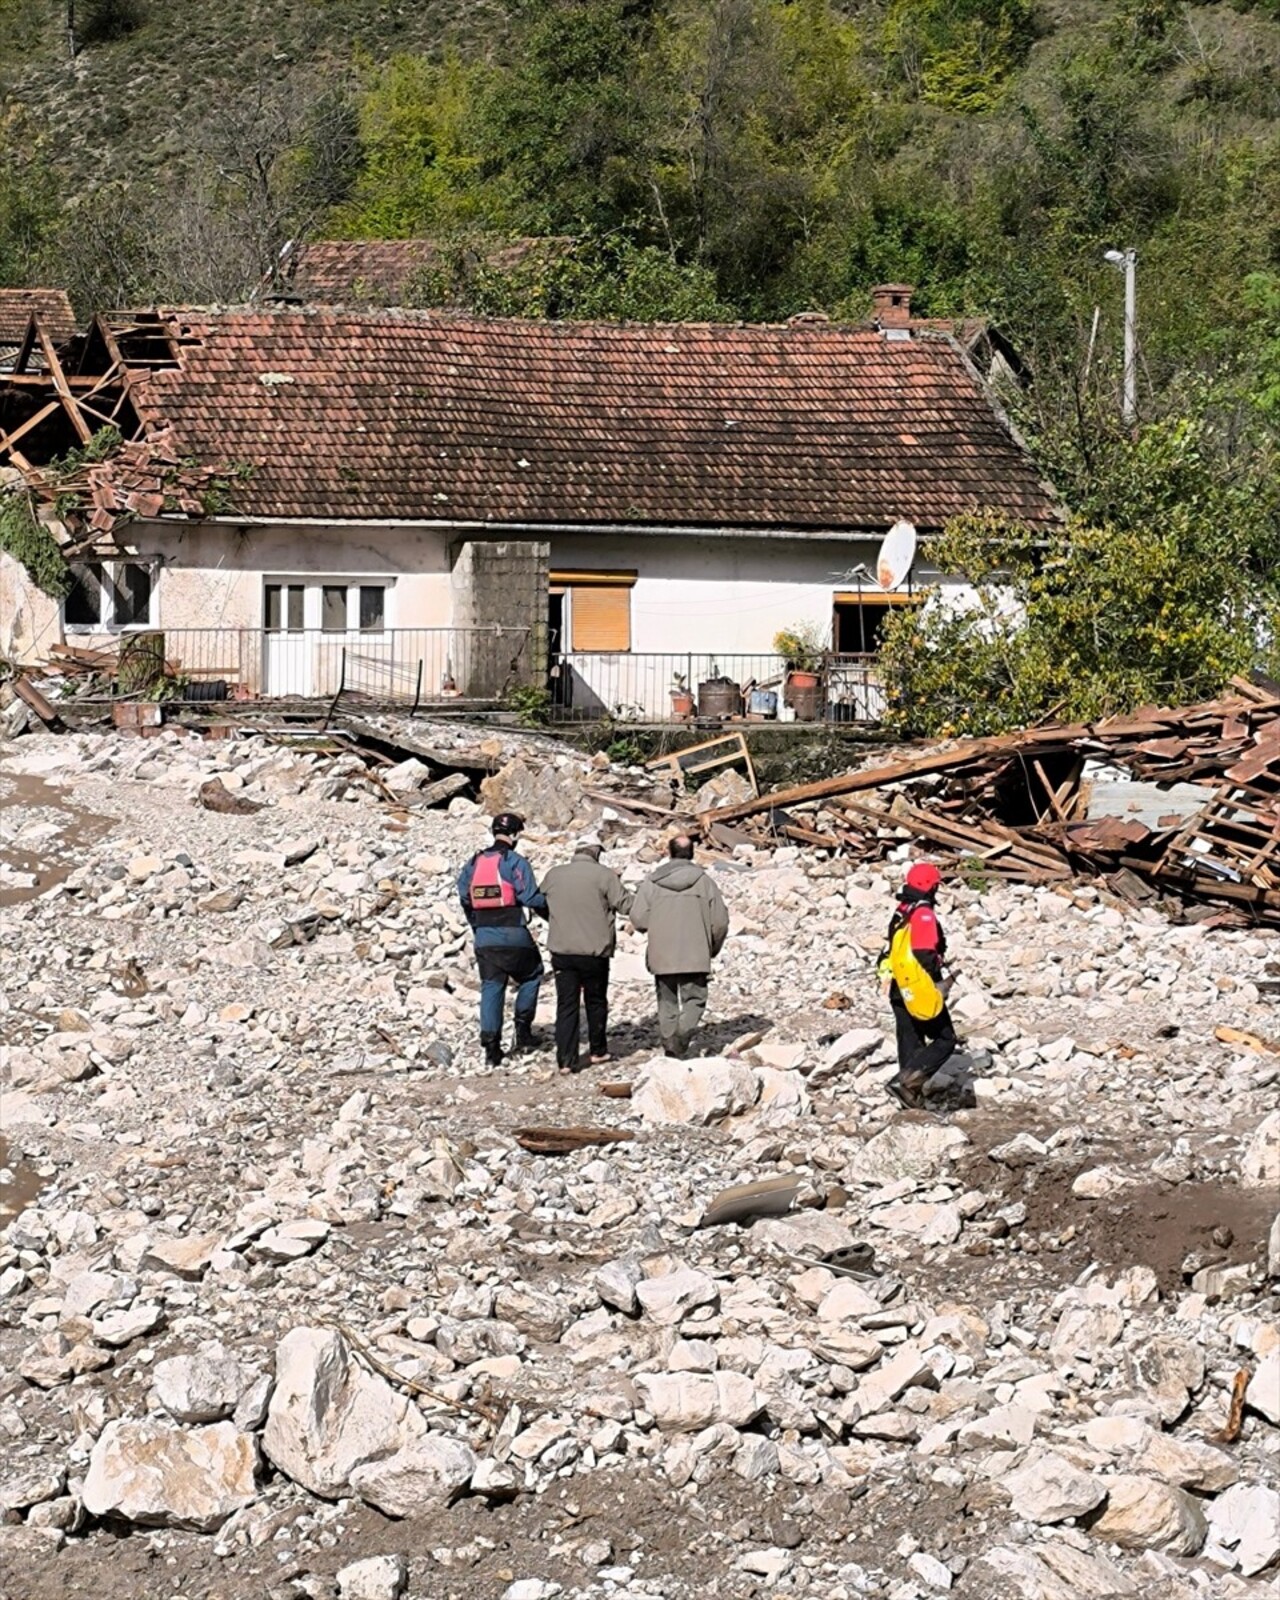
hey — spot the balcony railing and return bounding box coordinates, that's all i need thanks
[550,651,885,723]
[53,626,535,707]
[46,630,887,724]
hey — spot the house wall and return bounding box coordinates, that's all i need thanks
[0,519,977,718]
[0,520,457,694]
[450,538,549,695]
[545,533,966,718]
[550,533,893,654]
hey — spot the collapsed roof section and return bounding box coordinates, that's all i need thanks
[0,311,232,557]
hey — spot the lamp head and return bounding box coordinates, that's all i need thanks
[1103,249,1125,264]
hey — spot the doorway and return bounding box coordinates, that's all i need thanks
[262,579,392,697]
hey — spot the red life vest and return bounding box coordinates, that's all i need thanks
[468,849,517,915]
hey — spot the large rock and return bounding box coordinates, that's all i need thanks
[480,756,583,832]
[82,1420,257,1531]
[1205,1483,1280,1576]
[1002,1450,1107,1524]
[1050,1305,1124,1365]
[635,1372,764,1432]
[262,1327,426,1498]
[632,1057,759,1126]
[978,1543,1137,1599]
[1241,1110,1280,1187]
[1132,1428,1238,1492]
[337,1554,408,1600]
[349,1437,478,1518]
[807,1029,882,1087]
[1127,1336,1203,1424]
[140,1234,221,1280]
[635,1268,719,1326]
[752,1066,811,1127]
[845,1122,968,1185]
[851,1343,937,1416]
[1246,1349,1280,1425]
[1086,1474,1207,1554]
[493,1287,568,1344]
[153,1345,250,1423]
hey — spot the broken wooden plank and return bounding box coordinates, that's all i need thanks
[336,715,501,773]
[513,1125,636,1155]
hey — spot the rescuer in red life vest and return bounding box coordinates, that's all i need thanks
[457,813,548,1066]
[878,862,957,1110]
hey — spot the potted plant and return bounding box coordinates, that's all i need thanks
[773,623,826,688]
[670,671,695,719]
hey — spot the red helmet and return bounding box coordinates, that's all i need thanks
[905,862,941,894]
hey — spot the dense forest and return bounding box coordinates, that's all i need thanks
[2,0,1279,724]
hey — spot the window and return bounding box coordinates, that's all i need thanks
[359,585,385,633]
[65,563,104,627]
[64,561,154,631]
[833,592,920,655]
[552,570,636,653]
[321,584,348,633]
[265,583,304,632]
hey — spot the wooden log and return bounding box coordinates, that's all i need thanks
[14,675,62,728]
[513,1126,636,1155]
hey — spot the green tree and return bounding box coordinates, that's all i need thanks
[406,231,731,320]
[880,415,1280,735]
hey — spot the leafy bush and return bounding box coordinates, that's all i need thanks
[0,488,72,599]
[880,415,1280,736]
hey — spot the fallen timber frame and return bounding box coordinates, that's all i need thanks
[698,685,1280,925]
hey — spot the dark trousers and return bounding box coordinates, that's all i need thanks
[655,972,709,1053]
[552,954,610,1068]
[891,994,957,1082]
[476,944,543,1042]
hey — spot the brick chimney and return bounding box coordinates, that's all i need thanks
[872,284,914,330]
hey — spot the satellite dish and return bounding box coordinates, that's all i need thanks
[876,519,917,590]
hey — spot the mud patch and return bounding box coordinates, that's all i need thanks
[0,773,109,905]
[0,1137,46,1224]
[1020,1172,1276,1292]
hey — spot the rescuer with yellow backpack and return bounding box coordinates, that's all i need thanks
[877,862,957,1110]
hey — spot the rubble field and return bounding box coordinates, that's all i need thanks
[0,721,1278,1600]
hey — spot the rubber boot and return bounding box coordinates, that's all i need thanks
[886,1072,926,1111]
[512,1018,539,1055]
[481,1034,504,1067]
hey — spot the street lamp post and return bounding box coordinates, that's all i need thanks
[1104,248,1138,425]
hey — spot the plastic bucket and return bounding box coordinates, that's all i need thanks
[748,689,778,717]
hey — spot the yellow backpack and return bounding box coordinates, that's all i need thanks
[887,920,944,1021]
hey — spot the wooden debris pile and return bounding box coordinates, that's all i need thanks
[700,679,1280,924]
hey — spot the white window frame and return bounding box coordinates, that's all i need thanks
[63,559,157,634]
[262,576,395,635]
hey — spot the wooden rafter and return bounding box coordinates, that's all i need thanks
[37,323,94,445]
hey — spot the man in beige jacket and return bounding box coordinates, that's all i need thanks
[543,834,632,1072]
[630,835,729,1058]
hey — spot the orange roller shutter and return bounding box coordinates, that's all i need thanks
[571,584,631,652]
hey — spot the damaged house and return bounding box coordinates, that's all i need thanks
[0,302,1057,717]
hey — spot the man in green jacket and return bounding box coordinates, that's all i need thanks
[542,834,633,1072]
[630,835,729,1059]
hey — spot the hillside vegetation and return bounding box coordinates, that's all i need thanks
[3,0,1280,725]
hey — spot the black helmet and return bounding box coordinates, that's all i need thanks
[492,812,525,839]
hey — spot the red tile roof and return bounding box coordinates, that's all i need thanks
[283,238,565,306]
[124,309,1059,531]
[0,288,76,348]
